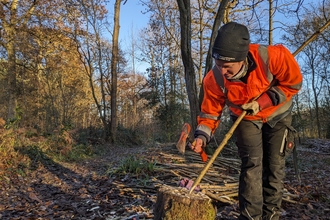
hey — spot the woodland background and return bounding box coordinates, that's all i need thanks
[0,0,329,144]
[0,0,330,165]
[0,0,330,219]
[0,0,329,164]
[1,0,330,147]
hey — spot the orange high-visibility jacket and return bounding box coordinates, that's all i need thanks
[197,44,303,137]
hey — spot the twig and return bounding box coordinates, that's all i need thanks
[204,190,235,205]
[282,197,304,205]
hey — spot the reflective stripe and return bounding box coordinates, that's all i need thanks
[267,99,293,128]
[290,81,302,90]
[212,65,225,94]
[258,45,273,83]
[213,45,271,108]
[196,124,212,136]
[212,66,243,109]
[199,112,220,120]
[269,86,286,103]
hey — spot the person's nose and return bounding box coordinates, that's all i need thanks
[220,66,228,74]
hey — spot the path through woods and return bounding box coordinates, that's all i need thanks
[1,140,330,219]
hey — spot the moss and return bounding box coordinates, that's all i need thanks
[163,197,216,220]
[154,185,216,220]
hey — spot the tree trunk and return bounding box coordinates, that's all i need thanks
[199,0,230,108]
[7,37,17,120]
[154,185,216,220]
[110,0,121,143]
[176,0,199,129]
[3,1,19,120]
[1,0,36,121]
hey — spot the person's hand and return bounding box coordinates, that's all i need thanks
[241,101,260,115]
[190,138,204,153]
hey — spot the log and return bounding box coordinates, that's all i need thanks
[154,184,216,220]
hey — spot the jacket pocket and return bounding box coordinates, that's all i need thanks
[280,125,297,156]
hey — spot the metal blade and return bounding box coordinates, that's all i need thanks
[176,123,191,154]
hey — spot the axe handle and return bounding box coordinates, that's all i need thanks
[189,110,247,194]
[190,140,208,162]
[200,150,208,162]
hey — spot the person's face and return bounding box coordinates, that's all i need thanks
[214,59,244,79]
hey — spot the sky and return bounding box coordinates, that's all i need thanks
[119,1,149,42]
[107,1,150,73]
[107,0,317,73]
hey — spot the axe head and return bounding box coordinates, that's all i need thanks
[176,123,191,154]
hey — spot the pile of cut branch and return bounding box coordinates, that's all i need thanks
[152,145,301,205]
[154,147,240,205]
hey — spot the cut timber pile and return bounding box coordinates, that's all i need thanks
[153,144,300,205]
[155,145,241,205]
[106,144,301,219]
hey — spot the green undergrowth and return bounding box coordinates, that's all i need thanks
[107,155,157,178]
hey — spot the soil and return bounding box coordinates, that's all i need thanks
[1,140,330,220]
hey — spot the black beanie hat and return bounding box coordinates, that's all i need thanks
[212,22,250,62]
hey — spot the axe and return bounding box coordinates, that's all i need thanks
[176,123,208,162]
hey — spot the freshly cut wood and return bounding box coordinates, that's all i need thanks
[154,184,216,220]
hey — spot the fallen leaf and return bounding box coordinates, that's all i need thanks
[29,192,42,203]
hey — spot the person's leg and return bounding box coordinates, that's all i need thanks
[235,119,263,220]
[262,114,292,219]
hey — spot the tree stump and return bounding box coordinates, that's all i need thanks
[154,184,216,220]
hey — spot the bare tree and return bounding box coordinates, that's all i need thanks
[109,0,121,142]
[283,1,330,138]
[69,0,114,139]
[176,0,199,129]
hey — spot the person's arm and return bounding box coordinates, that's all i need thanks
[192,70,226,152]
[264,44,303,105]
[243,45,303,114]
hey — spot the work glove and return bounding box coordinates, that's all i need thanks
[190,137,205,154]
[193,129,210,162]
[190,136,208,162]
[241,101,260,115]
[242,93,275,115]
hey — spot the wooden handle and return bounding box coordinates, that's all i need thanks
[200,150,208,162]
[189,111,247,194]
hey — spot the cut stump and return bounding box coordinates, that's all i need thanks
[154,184,216,220]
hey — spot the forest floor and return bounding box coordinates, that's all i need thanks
[1,139,330,220]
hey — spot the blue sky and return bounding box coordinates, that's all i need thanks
[107,1,150,73]
[119,1,149,42]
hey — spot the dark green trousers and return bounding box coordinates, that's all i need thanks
[234,114,292,220]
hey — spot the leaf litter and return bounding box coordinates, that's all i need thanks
[1,140,330,219]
